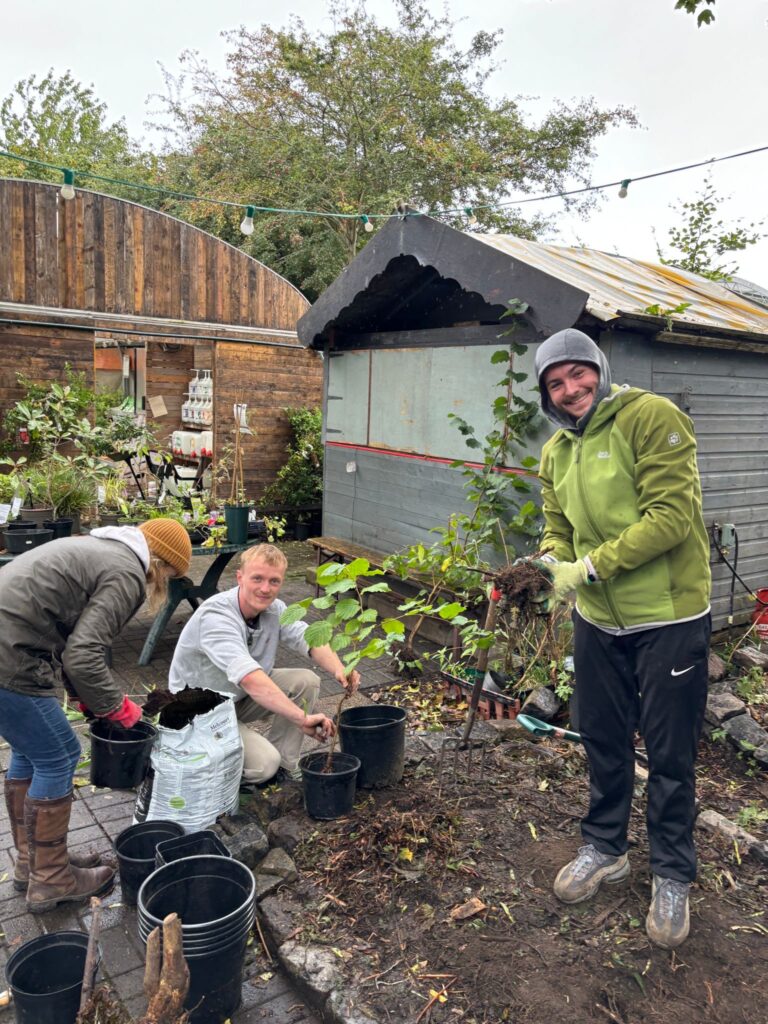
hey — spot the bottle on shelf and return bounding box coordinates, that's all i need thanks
[189,369,200,398]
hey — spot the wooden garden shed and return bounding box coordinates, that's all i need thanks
[0,178,322,498]
[298,214,768,631]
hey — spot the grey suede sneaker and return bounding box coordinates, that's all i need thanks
[645,875,690,949]
[553,844,630,904]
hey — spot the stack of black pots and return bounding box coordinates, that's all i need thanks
[137,855,255,1024]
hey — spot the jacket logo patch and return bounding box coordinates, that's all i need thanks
[596,451,610,459]
[668,432,681,446]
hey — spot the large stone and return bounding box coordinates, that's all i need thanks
[731,646,768,671]
[696,808,768,864]
[279,939,341,1003]
[521,686,560,722]
[326,986,382,1024]
[708,651,728,683]
[753,745,768,770]
[217,820,268,869]
[704,692,746,725]
[257,847,298,883]
[707,678,737,697]
[267,812,306,853]
[722,713,768,753]
[259,895,299,948]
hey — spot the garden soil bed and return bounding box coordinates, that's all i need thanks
[255,684,767,1024]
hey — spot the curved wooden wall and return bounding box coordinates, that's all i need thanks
[0,179,308,329]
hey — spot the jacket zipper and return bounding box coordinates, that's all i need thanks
[574,433,626,629]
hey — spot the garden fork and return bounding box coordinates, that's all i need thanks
[439,586,501,784]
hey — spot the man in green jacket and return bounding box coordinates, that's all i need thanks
[532,328,711,950]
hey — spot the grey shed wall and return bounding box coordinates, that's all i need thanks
[601,329,768,629]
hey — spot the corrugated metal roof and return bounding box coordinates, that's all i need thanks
[475,234,768,336]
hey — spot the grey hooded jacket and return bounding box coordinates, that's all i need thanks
[0,535,146,714]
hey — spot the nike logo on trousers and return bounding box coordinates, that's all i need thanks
[671,666,695,677]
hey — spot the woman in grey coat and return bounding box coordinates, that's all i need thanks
[0,518,191,913]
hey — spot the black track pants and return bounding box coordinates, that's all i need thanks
[573,612,710,882]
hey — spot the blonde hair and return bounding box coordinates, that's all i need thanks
[145,555,177,613]
[239,543,287,572]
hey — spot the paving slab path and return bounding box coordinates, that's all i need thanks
[0,540,400,1023]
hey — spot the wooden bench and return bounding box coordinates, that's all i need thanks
[307,535,390,595]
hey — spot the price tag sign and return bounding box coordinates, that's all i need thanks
[0,504,11,525]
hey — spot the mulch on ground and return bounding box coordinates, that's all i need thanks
[257,681,767,1024]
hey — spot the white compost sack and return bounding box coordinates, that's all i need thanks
[134,699,243,830]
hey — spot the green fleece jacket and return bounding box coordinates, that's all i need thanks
[538,385,711,629]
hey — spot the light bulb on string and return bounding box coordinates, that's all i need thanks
[360,214,374,233]
[618,179,631,199]
[464,207,478,226]
[60,169,76,200]
[239,205,255,236]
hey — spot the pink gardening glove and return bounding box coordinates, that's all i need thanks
[105,696,143,729]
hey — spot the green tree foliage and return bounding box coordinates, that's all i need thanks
[0,70,157,197]
[655,174,764,281]
[262,407,323,510]
[155,0,637,298]
[675,0,716,27]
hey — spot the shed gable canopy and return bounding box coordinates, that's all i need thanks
[298,216,589,348]
[299,216,768,349]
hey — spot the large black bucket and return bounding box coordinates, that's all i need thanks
[155,829,231,866]
[89,719,157,789]
[114,821,185,906]
[339,704,406,788]
[5,931,100,1024]
[299,751,360,819]
[137,856,255,1024]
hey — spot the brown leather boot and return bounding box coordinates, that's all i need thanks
[25,792,114,914]
[4,779,103,891]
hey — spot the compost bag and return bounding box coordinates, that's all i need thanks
[134,688,243,830]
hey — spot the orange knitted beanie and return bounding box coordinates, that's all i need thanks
[138,519,192,577]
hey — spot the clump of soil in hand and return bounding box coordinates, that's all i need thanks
[495,560,552,612]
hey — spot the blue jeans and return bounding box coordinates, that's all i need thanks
[0,690,82,799]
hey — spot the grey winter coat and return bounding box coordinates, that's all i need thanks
[0,536,146,714]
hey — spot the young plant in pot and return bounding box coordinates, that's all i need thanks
[262,406,322,538]
[281,560,471,811]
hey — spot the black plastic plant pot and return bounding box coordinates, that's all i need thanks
[114,821,185,906]
[137,856,255,936]
[89,719,157,789]
[43,518,73,539]
[299,751,361,820]
[5,519,36,531]
[3,528,53,554]
[5,931,100,1024]
[155,829,231,867]
[339,704,406,789]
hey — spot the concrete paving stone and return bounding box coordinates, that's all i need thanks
[80,788,136,809]
[1,910,44,949]
[82,897,138,934]
[86,797,140,823]
[0,888,27,914]
[67,823,109,847]
[39,903,84,934]
[96,923,146,975]
[105,962,147,1001]
[123,993,150,1019]
[69,799,96,828]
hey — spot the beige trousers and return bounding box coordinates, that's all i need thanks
[235,668,320,783]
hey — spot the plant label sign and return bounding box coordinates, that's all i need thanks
[0,504,10,525]
[11,497,22,517]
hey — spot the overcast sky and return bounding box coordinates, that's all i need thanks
[3,0,767,285]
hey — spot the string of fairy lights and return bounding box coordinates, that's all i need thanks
[1,143,767,235]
